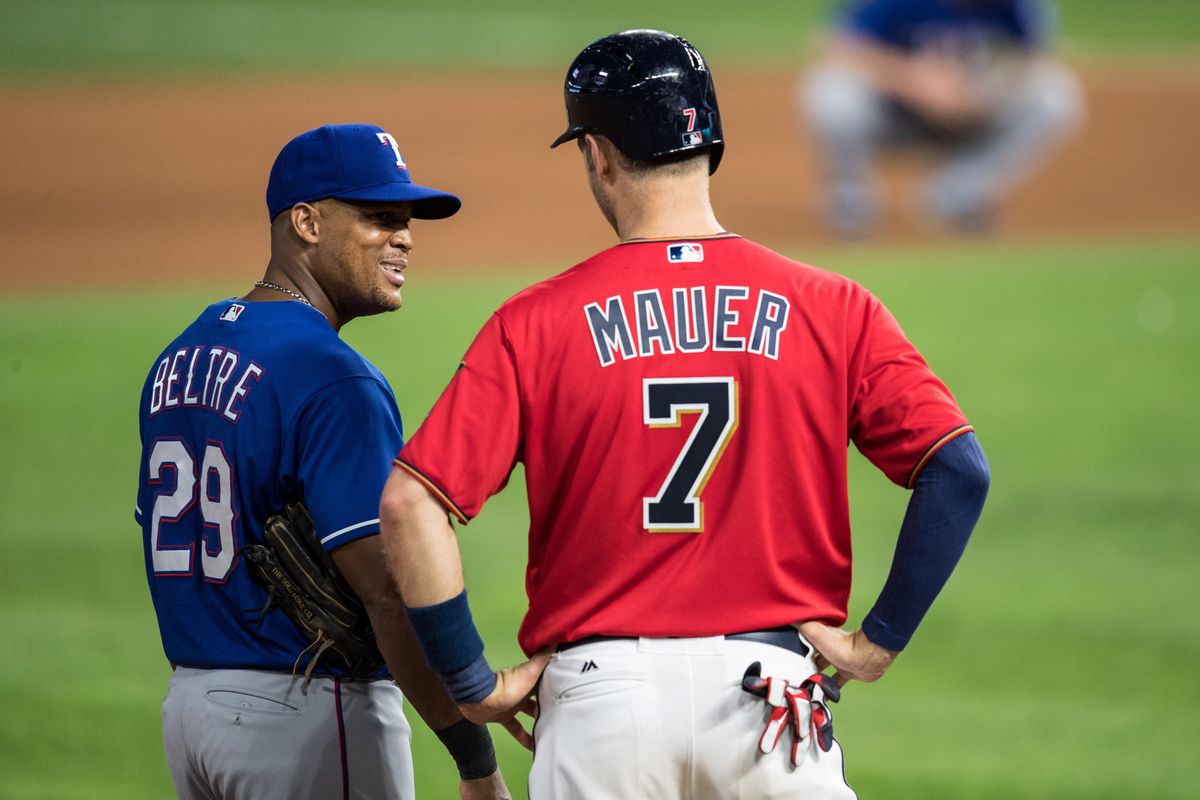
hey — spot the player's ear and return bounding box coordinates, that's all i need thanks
[581,134,610,180]
[290,203,320,244]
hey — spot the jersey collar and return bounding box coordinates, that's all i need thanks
[617,232,740,246]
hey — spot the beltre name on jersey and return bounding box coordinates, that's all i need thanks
[146,343,265,422]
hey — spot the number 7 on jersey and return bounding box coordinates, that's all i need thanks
[643,377,738,532]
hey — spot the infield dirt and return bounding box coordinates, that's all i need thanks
[2,63,1197,292]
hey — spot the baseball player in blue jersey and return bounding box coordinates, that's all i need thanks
[135,124,511,800]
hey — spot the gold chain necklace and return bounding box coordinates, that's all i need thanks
[254,280,312,307]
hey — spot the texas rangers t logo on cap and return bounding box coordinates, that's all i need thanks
[668,243,705,263]
[376,132,407,169]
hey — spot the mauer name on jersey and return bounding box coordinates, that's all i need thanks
[148,345,264,422]
[584,286,789,367]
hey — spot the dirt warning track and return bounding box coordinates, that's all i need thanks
[1,64,1197,292]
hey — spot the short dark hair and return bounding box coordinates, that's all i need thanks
[581,136,710,178]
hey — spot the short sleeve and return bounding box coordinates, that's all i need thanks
[848,293,972,488]
[294,377,405,550]
[397,313,523,523]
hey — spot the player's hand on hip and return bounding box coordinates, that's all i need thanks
[799,621,899,688]
[459,648,553,750]
[459,770,513,800]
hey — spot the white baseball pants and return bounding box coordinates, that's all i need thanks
[530,634,857,799]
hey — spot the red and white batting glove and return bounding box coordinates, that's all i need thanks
[742,663,841,767]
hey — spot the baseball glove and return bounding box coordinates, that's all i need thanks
[242,502,385,682]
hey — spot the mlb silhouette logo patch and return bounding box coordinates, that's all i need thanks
[668,243,704,263]
[220,303,246,322]
[682,131,703,146]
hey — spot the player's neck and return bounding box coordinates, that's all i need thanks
[249,261,338,330]
[613,174,723,242]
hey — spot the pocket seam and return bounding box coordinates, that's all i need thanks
[555,675,646,703]
[204,687,300,715]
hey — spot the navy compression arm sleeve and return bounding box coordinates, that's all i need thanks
[861,432,990,652]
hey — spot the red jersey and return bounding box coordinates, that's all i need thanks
[398,235,971,654]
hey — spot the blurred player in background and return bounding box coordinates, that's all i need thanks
[802,0,1083,236]
[135,124,509,799]
[380,29,990,798]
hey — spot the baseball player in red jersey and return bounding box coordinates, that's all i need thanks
[379,30,990,798]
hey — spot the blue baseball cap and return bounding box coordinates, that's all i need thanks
[266,124,462,221]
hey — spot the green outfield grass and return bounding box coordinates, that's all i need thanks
[1,0,1197,75]
[0,237,1196,798]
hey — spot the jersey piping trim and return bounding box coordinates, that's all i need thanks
[394,459,471,525]
[905,424,974,489]
[334,678,349,800]
[320,518,380,545]
[617,232,740,246]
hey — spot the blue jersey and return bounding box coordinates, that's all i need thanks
[135,299,403,677]
[840,0,1051,52]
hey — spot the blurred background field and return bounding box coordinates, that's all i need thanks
[1,2,1198,799]
[2,0,1199,73]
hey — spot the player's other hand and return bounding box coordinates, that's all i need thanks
[799,622,898,688]
[459,769,513,800]
[904,54,984,131]
[459,648,553,750]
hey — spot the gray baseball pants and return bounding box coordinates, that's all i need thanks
[162,667,415,800]
[802,60,1083,232]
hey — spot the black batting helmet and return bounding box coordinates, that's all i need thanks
[550,29,725,174]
